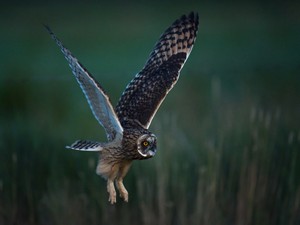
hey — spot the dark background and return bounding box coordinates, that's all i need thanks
[0,1,300,224]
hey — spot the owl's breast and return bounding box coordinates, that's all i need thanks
[96,147,127,179]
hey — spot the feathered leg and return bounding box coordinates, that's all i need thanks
[115,161,132,202]
[107,178,117,204]
[106,165,119,204]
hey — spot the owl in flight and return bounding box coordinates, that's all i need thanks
[46,12,198,204]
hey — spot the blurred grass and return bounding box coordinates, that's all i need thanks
[1,1,300,225]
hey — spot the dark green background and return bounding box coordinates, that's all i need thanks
[1,1,300,225]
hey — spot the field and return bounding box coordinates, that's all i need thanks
[0,1,300,225]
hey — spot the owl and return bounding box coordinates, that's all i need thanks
[46,12,198,204]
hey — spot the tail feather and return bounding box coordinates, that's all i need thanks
[66,140,103,151]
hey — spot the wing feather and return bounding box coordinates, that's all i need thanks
[115,12,199,128]
[46,26,123,141]
[66,140,103,151]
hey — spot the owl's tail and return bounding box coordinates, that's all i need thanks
[66,140,103,151]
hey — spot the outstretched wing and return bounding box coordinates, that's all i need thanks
[115,12,199,129]
[46,26,123,142]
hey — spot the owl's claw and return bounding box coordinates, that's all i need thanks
[108,194,116,204]
[120,189,128,202]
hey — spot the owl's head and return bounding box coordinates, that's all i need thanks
[137,134,157,158]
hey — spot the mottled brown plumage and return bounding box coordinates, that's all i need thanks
[46,12,198,204]
[116,12,199,129]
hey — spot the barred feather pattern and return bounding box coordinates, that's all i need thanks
[66,140,103,151]
[116,12,199,129]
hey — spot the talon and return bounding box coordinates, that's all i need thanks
[108,195,116,204]
[108,191,116,204]
[119,189,128,202]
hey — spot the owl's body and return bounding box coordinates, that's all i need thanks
[46,12,199,204]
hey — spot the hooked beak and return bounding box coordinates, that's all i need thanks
[138,147,157,158]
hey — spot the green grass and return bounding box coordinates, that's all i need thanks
[1,2,300,225]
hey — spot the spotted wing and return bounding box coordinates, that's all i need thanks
[115,12,199,129]
[46,26,123,142]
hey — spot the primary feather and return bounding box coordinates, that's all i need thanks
[45,26,123,142]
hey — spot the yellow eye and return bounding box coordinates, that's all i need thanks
[143,141,149,147]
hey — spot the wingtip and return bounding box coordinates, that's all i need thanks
[43,24,53,35]
[173,12,199,31]
[188,11,198,18]
[44,24,61,45]
[188,11,199,27]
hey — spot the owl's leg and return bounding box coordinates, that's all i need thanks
[107,179,117,204]
[116,161,132,202]
[107,165,119,204]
